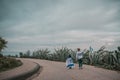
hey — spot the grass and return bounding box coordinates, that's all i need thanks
[0,57,22,72]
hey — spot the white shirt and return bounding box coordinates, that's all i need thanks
[76,51,83,59]
[66,57,73,66]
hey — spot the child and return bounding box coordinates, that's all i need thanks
[66,54,74,69]
[76,48,85,69]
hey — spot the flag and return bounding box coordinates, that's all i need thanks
[89,46,93,53]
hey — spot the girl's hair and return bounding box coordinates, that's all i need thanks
[77,48,80,51]
[68,54,71,58]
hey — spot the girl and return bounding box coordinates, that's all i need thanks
[66,54,74,69]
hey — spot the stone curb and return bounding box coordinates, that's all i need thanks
[3,62,40,80]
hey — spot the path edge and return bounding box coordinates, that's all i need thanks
[5,62,40,80]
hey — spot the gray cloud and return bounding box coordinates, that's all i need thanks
[0,0,120,53]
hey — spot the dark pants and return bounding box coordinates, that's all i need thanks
[78,58,83,68]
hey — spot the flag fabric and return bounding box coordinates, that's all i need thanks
[89,46,93,53]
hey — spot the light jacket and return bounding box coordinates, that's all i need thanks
[76,51,83,59]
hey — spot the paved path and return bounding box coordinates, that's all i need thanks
[26,59,120,80]
[0,58,39,80]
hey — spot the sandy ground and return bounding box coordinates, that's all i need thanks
[26,59,120,80]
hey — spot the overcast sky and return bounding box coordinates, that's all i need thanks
[0,0,120,53]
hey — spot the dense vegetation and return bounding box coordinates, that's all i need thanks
[0,56,22,72]
[0,37,7,53]
[83,46,120,70]
[20,46,120,71]
[0,37,22,72]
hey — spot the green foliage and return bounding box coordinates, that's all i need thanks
[83,46,120,71]
[32,48,50,59]
[31,47,76,62]
[117,46,120,51]
[0,57,22,72]
[0,37,7,52]
[52,47,76,62]
[19,52,24,58]
[0,53,3,58]
[19,50,32,58]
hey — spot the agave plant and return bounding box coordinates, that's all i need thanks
[32,48,50,59]
[53,47,72,62]
[83,46,120,70]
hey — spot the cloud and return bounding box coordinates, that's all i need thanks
[0,0,120,53]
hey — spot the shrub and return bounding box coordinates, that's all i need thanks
[0,57,22,72]
[0,53,3,58]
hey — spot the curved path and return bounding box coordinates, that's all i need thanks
[0,58,39,80]
[26,59,120,80]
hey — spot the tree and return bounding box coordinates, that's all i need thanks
[0,37,7,52]
[19,52,23,58]
[26,50,31,58]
